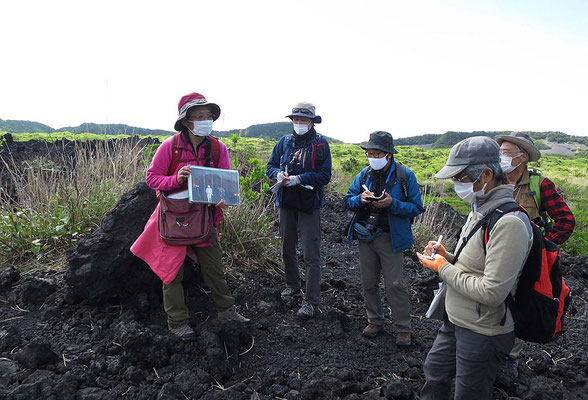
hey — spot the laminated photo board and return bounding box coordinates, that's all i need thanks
[187,165,241,206]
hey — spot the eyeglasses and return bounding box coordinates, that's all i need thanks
[291,108,313,115]
[365,151,386,158]
[451,174,471,183]
[501,151,523,158]
[187,113,214,121]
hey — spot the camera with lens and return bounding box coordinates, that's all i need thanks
[287,157,299,173]
[365,212,380,231]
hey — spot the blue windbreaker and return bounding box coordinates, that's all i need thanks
[344,164,424,252]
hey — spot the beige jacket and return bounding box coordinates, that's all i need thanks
[440,185,533,336]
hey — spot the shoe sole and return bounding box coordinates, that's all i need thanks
[170,332,195,341]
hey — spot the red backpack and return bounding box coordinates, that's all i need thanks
[454,202,571,344]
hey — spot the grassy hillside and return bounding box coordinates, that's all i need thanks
[0,118,54,133]
[394,130,588,149]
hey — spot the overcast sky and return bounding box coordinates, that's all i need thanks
[1,0,587,142]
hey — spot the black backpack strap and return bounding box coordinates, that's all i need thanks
[452,203,521,263]
[203,136,212,167]
[500,293,515,325]
[361,167,373,187]
[396,162,408,202]
[452,217,488,263]
[482,202,525,254]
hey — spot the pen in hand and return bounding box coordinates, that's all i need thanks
[431,235,443,257]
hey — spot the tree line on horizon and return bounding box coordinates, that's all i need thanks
[1,118,586,148]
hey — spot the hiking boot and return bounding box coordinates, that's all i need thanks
[218,305,251,323]
[169,324,196,341]
[505,356,519,379]
[296,302,315,319]
[396,332,411,346]
[281,287,303,299]
[362,323,382,338]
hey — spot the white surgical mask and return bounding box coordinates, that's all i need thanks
[500,153,522,174]
[454,181,487,204]
[293,123,309,135]
[189,120,213,137]
[368,156,389,171]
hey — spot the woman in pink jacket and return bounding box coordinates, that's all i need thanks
[131,92,249,340]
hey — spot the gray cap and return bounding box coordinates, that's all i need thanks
[435,136,500,179]
[286,102,322,124]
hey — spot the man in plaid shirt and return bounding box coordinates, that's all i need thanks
[496,132,575,245]
[495,132,575,377]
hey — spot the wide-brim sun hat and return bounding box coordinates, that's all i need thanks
[360,131,399,154]
[285,102,322,124]
[174,92,221,132]
[495,132,541,162]
[435,136,500,179]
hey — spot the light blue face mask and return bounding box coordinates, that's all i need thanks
[188,120,213,136]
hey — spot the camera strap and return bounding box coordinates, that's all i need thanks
[365,165,395,193]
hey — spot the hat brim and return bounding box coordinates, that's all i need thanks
[434,164,468,179]
[286,113,321,124]
[174,103,221,131]
[495,135,541,162]
[360,143,398,155]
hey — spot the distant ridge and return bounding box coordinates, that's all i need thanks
[0,119,343,143]
[393,131,588,148]
[2,118,584,147]
[0,118,174,136]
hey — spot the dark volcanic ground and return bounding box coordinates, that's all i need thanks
[1,190,587,400]
[0,138,587,399]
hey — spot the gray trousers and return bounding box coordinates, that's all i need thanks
[358,234,411,332]
[278,207,322,305]
[421,320,515,400]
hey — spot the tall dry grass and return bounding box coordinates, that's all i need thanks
[411,182,461,253]
[0,140,150,268]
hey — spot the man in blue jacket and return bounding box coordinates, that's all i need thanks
[266,102,332,319]
[344,131,423,345]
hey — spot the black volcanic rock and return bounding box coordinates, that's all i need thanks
[65,181,159,303]
[15,342,58,369]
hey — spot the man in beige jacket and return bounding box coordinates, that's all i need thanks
[417,137,533,399]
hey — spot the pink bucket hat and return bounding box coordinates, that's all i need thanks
[174,93,221,131]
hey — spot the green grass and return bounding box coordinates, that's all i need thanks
[3,133,586,257]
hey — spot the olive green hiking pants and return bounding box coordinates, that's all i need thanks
[162,230,234,329]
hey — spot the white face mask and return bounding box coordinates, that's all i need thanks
[454,180,487,204]
[293,123,309,135]
[368,156,389,171]
[500,153,522,174]
[188,120,213,137]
